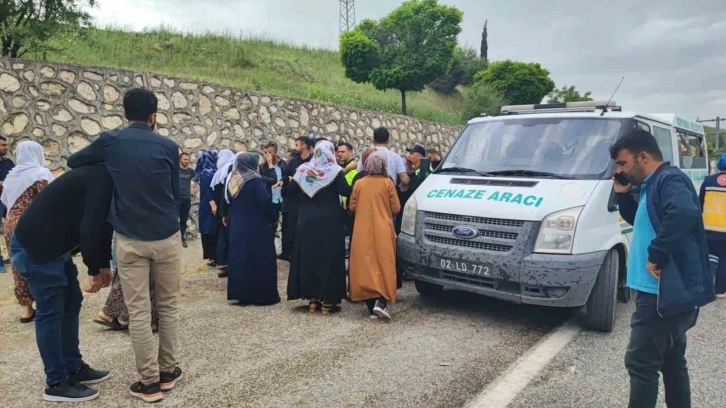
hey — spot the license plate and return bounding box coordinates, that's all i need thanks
[438,259,490,276]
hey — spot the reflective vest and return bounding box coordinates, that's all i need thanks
[702,173,726,233]
[414,164,434,176]
[341,166,358,206]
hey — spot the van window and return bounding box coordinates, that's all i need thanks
[676,130,707,169]
[441,118,624,179]
[653,126,674,163]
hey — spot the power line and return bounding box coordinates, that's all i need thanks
[698,116,725,150]
[340,0,356,33]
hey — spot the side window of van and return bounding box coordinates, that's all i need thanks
[676,131,707,169]
[653,126,675,164]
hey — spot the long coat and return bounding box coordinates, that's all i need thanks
[348,175,401,303]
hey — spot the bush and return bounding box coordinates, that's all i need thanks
[462,83,508,120]
[430,47,487,95]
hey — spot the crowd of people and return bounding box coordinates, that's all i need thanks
[0,87,438,403]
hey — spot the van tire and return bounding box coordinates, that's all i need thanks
[586,249,618,332]
[415,280,444,296]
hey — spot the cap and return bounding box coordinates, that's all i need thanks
[406,145,426,156]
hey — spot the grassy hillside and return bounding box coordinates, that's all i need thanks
[29,27,467,125]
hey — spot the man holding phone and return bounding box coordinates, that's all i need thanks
[610,128,714,408]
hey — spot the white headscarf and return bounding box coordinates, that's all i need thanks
[210,149,236,188]
[292,140,342,198]
[1,141,54,210]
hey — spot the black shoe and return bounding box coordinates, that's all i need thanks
[182,240,188,248]
[44,378,99,403]
[68,363,111,385]
[217,270,228,278]
[129,381,163,403]
[276,254,290,261]
[373,300,391,321]
[160,366,183,391]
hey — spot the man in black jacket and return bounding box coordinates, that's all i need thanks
[611,128,713,408]
[259,142,287,238]
[279,136,313,260]
[10,164,113,403]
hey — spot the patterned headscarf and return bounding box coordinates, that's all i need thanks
[194,150,217,182]
[359,147,375,169]
[364,151,388,176]
[718,153,726,172]
[226,152,261,202]
[293,140,342,198]
[210,149,236,187]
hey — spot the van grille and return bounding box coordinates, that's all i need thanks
[425,235,512,252]
[422,211,526,253]
[425,212,524,228]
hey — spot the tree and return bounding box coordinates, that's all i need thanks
[340,0,463,115]
[429,46,488,95]
[0,0,96,58]
[462,82,507,120]
[480,20,488,60]
[547,85,593,104]
[474,60,555,105]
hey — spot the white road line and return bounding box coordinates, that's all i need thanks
[467,319,582,408]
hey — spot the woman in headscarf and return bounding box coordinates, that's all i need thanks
[210,149,236,277]
[349,151,401,320]
[224,152,280,305]
[287,140,351,315]
[2,141,54,323]
[700,152,726,299]
[194,150,218,266]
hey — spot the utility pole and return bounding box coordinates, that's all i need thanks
[340,0,356,33]
[698,116,724,150]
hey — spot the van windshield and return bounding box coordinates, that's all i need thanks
[440,118,625,180]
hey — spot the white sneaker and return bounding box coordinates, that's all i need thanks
[369,314,378,320]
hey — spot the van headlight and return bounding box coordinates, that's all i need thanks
[534,206,583,254]
[401,195,418,236]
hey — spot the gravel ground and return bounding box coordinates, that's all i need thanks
[510,298,726,408]
[0,239,569,408]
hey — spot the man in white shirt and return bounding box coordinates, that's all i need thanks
[358,127,410,191]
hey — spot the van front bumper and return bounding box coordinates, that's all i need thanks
[397,233,607,307]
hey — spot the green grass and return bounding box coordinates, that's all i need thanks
[29,27,467,125]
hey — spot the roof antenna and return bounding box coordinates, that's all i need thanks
[601,76,625,116]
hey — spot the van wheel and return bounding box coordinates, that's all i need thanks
[586,249,618,332]
[415,280,444,296]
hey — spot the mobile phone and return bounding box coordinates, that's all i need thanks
[614,172,630,186]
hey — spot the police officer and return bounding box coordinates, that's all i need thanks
[700,152,726,298]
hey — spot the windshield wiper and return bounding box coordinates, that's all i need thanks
[486,170,571,179]
[434,167,493,177]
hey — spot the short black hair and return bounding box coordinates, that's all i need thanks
[427,148,440,155]
[296,136,312,148]
[0,135,6,142]
[337,141,354,152]
[609,128,663,161]
[179,152,190,159]
[316,137,328,143]
[264,141,278,151]
[123,88,158,122]
[373,127,390,144]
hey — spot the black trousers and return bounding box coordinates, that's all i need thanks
[281,210,293,257]
[365,298,386,314]
[624,291,697,408]
[178,198,191,239]
[707,238,726,294]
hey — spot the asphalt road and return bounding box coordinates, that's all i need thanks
[1,240,724,407]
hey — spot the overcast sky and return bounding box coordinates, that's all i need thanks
[89,0,725,123]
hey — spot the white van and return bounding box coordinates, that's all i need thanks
[397,101,708,332]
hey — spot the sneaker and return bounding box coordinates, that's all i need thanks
[68,363,111,385]
[373,300,391,321]
[160,366,183,391]
[129,381,163,403]
[43,379,99,403]
[716,293,726,299]
[369,314,379,320]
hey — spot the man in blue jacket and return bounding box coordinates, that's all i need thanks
[610,128,714,408]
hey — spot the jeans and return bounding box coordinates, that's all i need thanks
[178,197,192,240]
[9,233,83,386]
[624,291,697,408]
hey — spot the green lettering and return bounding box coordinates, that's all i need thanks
[500,192,513,202]
[488,191,500,201]
[464,189,476,199]
[427,190,438,198]
[510,194,523,204]
[474,190,486,199]
[535,197,544,207]
[445,190,456,198]
[454,190,465,198]
[523,195,537,206]
[436,190,446,198]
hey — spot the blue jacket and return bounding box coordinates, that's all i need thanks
[617,162,715,317]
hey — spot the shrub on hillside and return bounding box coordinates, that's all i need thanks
[462,83,508,120]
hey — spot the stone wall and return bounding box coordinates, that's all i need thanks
[0,57,463,236]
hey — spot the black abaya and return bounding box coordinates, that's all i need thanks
[287,172,351,302]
